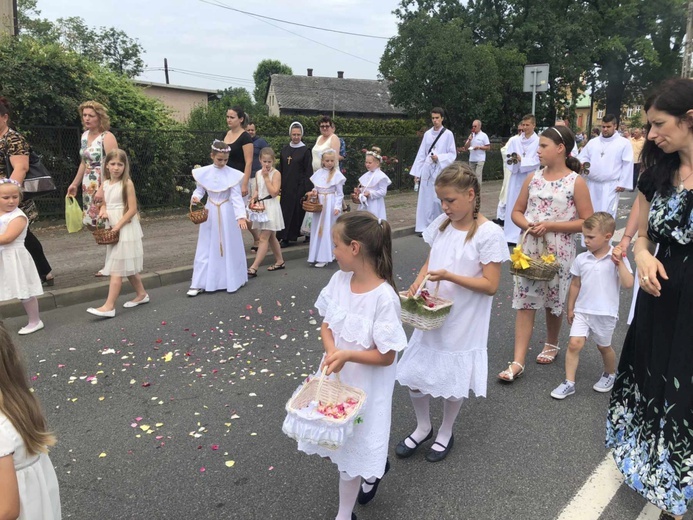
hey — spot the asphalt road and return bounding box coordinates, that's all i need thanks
[5,227,663,520]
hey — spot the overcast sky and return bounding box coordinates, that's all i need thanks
[37,0,399,96]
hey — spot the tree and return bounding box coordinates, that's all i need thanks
[379,11,526,134]
[187,87,255,131]
[252,59,292,104]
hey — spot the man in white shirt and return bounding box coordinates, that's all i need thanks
[494,123,523,227]
[504,114,540,244]
[463,119,490,185]
[410,107,457,234]
[577,114,633,218]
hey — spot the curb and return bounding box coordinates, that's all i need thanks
[0,225,417,319]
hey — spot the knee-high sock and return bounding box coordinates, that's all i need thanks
[432,397,464,451]
[404,390,431,449]
[21,297,41,327]
[336,472,360,520]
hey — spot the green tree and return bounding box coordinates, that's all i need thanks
[252,59,292,104]
[187,87,254,131]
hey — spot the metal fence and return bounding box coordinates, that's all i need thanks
[19,126,509,220]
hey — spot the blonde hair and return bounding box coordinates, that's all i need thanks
[259,147,275,161]
[365,146,382,163]
[0,323,55,455]
[103,148,135,215]
[583,211,616,234]
[79,100,111,131]
[321,149,338,182]
[434,162,481,242]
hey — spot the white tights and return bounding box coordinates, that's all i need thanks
[20,297,41,327]
[405,390,464,451]
[336,472,360,520]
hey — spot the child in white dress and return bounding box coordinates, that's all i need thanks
[86,149,148,318]
[355,147,391,220]
[188,140,248,296]
[396,163,509,462]
[307,148,346,268]
[296,212,407,520]
[0,323,61,519]
[0,179,44,334]
[247,147,285,276]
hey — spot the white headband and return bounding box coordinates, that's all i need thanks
[320,148,337,158]
[289,121,304,136]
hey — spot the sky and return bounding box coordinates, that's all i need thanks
[36,0,400,97]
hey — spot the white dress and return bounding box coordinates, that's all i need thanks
[397,216,509,399]
[298,271,408,480]
[357,168,391,220]
[504,132,540,244]
[252,169,284,232]
[0,413,61,520]
[0,208,43,301]
[101,180,144,277]
[307,168,346,264]
[191,164,248,293]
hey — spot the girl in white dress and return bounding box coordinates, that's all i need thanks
[188,141,248,296]
[0,323,61,519]
[307,149,346,268]
[396,163,509,462]
[0,179,44,334]
[248,148,285,276]
[296,212,407,520]
[87,149,148,318]
[355,147,391,220]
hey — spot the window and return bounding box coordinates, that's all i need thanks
[626,107,633,118]
[597,109,604,119]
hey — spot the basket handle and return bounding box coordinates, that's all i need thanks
[414,274,441,298]
[315,366,341,404]
[521,225,555,255]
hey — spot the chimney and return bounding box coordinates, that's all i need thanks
[307,68,313,77]
[337,71,344,79]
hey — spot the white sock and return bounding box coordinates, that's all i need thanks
[336,472,360,520]
[432,397,464,452]
[21,297,41,327]
[404,390,431,448]
[361,478,376,494]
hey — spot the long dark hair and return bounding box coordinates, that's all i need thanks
[228,106,247,128]
[334,212,395,291]
[540,126,581,173]
[0,97,13,128]
[640,78,693,196]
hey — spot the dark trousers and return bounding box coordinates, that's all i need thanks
[25,228,52,280]
[633,163,641,191]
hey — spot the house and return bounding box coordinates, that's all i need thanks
[265,70,406,119]
[135,81,218,122]
[565,92,644,133]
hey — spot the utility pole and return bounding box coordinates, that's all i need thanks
[0,0,17,36]
[164,58,170,85]
[683,0,693,78]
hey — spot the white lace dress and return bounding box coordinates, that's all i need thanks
[0,413,61,519]
[397,215,509,399]
[0,208,43,301]
[101,180,144,277]
[296,271,408,480]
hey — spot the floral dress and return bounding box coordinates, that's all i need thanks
[79,131,107,226]
[512,169,578,316]
[606,174,693,516]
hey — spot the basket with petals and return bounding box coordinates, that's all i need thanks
[283,368,366,450]
[509,228,560,281]
[399,275,453,331]
[302,193,323,213]
[188,202,208,225]
[92,218,119,245]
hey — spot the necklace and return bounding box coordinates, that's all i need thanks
[677,169,693,193]
[599,137,615,157]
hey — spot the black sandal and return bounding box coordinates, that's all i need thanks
[247,268,258,277]
[250,246,258,252]
[267,262,286,271]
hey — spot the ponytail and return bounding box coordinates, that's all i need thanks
[375,219,396,291]
[566,156,581,173]
[435,162,481,243]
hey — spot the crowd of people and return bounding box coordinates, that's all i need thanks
[0,77,692,520]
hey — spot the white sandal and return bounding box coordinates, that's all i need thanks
[498,361,525,382]
[536,343,560,364]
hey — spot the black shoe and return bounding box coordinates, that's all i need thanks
[279,240,292,248]
[425,434,454,463]
[357,459,390,505]
[507,242,516,248]
[304,236,310,243]
[351,514,357,520]
[416,232,423,237]
[492,218,504,227]
[395,429,433,458]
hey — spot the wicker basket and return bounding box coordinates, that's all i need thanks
[399,275,453,331]
[92,219,119,245]
[283,368,366,450]
[509,228,560,281]
[302,194,323,213]
[188,203,208,225]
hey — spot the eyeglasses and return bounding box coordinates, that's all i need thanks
[319,125,331,129]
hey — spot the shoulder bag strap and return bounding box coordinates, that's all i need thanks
[427,127,446,155]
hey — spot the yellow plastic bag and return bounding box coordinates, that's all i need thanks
[65,196,83,233]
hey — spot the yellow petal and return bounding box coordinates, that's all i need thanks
[99,452,107,458]
[225,460,235,467]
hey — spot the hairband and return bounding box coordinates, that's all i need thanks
[211,141,231,153]
[320,148,337,158]
[365,150,382,161]
[0,178,21,188]
[551,127,565,144]
[289,121,304,135]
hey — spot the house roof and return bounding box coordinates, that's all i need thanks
[267,74,405,115]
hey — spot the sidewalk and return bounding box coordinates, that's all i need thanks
[0,180,502,318]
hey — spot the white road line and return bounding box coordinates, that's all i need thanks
[635,503,664,519]
[556,454,624,520]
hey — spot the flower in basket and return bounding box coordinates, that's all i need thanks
[510,245,531,270]
[318,398,359,420]
[540,253,556,264]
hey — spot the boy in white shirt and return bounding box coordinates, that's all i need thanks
[551,212,634,399]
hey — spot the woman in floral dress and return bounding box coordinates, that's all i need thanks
[498,126,593,381]
[606,78,693,520]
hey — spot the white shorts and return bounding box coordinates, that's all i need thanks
[569,312,618,347]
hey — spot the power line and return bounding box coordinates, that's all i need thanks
[197,0,391,40]
[200,0,379,65]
